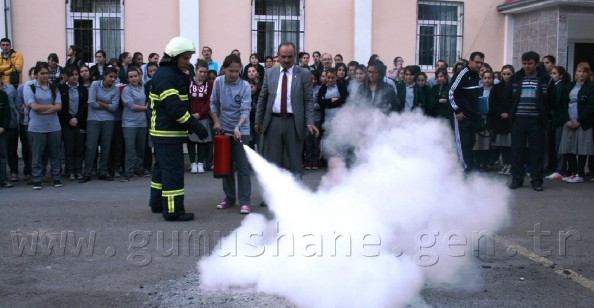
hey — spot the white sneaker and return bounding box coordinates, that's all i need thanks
[498,165,507,174]
[545,172,563,180]
[566,175,584,183]
[197,163,205,173]
[562,174,575,182]
[190,162,198,174]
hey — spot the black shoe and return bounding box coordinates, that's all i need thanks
[53,180,63,187]
[78,176,92,183]
[1,182,13,188]
[151,207,163,213]
[164,212,195,221]
[509,182,523,189]
[119,176,133,182]
[98,174,114,181]
[259,201,268,207]
[531,182,543,192]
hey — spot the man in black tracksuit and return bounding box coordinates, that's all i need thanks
[149,37,208,221]
[507,51,555,192]
[448,52,484,172]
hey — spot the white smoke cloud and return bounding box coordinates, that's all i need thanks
[198,104,510,307]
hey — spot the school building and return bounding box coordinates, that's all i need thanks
[0,0,593,75]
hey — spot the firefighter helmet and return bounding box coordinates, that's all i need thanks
[164,37,196,57]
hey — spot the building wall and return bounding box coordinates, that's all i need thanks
[511,7,560,68]
[199,0,252,66]
[464,0,506,70]
[8,0,507,75]
[125,0,180,59]
[13,0,65,75]
[372,0,417,68]
[303,0,354,63]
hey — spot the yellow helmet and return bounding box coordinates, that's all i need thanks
[164,37,196,57]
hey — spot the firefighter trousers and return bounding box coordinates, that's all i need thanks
[149,142,187,219]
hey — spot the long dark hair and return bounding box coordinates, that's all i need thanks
[554,66,571,87]
[78,63,93,84]
[367,59,387,85]
[70,45,83,59]
[118,52,130,68]
[335,62,348,81]
[434,68,448,84]
[222,54,242,69]
[500,64,515,85]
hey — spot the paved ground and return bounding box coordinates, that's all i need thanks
[1,166,593,307]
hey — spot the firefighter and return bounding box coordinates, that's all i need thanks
[149,37,208,221]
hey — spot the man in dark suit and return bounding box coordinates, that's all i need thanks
[255,42,319,178]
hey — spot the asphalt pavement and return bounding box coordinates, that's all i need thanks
[1,166,593,307]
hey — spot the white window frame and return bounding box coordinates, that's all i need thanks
[66,0,124,65]
[251,0,305,58]
[416,1,463,71]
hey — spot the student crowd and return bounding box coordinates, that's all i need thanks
[0,38,592,195]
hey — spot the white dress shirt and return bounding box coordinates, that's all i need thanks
[272,65,294,114]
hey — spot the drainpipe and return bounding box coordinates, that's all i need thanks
[0,0,6,38]
[4,0,11,40]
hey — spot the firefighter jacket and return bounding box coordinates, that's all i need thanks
[149,62,205,144]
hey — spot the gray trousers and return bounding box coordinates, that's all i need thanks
[123,126,147,177]
[262,117,304,178]
[84,120,114,176]
[222,135,251,205]
[29,131,62,182]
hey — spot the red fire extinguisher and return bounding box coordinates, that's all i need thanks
[213,133,232,178]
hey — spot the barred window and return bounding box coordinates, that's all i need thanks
[66,0,123,64]
[252,0,304,61]
[417,1,463,70]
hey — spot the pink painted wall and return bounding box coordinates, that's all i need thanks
[8,0,506,75]
[463,1,506,70]
[125,0,180,59]
[303,0,354,63]
[372,0,418,68]
[13,0,66,76]
[199,0,252,66]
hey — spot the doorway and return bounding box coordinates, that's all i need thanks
[573,43,594,73]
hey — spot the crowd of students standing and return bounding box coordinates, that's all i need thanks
[0,43,592,192]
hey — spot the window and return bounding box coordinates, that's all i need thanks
[416,1,463,70]
[252,0,304,61]
[66,0,124,64]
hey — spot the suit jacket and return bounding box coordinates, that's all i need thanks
[256,65,314,140]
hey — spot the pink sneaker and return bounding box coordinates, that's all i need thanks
[216,201,234,209]
[240,205,252,214]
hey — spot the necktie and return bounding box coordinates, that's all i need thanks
[281,69,288,118]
